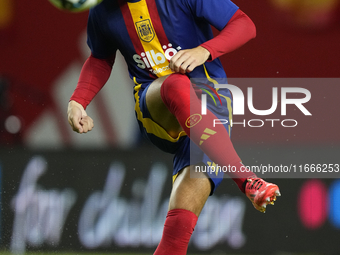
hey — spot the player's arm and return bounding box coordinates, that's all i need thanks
[68,54,114,133]
[169,9,256,73]
[200,9,256,61]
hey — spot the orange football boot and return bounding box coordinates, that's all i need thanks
[245,178,281,213]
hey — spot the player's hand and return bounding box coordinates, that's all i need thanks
[67,100,94,134]
[169,46,211,74]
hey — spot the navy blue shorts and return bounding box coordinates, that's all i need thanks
[134,79,233,195]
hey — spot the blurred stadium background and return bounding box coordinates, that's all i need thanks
[1,0,340,254]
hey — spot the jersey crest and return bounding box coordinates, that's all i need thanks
[135,19,155,42]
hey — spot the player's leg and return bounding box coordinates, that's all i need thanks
[146,74,251,190]
[145,73,280,212]
[145,73,248,183]
[154,165,211,255]
[145,75,183,139]
[168,164,211,216]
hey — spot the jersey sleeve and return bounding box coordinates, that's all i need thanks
[181,0,239,31]
[200,9,256,61]
[70,54,114,109]
[87,8,117,59]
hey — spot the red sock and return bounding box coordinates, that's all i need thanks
[160,73,256,192]
[154,209,198,255]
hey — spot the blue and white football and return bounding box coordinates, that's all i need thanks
[48,0,103,12]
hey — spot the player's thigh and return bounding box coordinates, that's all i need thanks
[145,75,183,139]
[169,165,211,217]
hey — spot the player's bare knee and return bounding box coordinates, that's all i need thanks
[145,76,183,137]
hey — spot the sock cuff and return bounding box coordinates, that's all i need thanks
[167,208,197,217]
[166,208,198,230]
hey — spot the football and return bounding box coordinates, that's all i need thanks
[48,0,103,12]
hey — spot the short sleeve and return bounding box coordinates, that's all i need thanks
[87,9,117,59]
[182,0,239,31]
